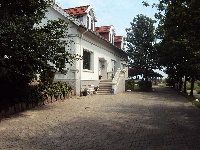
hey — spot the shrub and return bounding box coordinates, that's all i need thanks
[125,80,135,91]
[0,80,73,112]
[166,78,175,87]
[138,80,152,92]
[196,89,200,94]
[186,81,200,90]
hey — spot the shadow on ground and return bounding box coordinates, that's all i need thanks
[1,87,200,149]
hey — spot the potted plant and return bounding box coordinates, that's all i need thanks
[82,88,88,96]
[94,86,99,94]
[99,75,102,80]
[110,88,114,94]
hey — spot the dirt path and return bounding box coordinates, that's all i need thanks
[0,87,200,150]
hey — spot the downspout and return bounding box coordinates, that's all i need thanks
[79,29,89,95]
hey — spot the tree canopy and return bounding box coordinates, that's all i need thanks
[144,0,200,94]
[126,14,157,81]
[0,0,78,104]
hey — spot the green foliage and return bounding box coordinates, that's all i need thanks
[83,88,88,92]
[23,84,43,103]
[0,0,79,108]
[60,82,71,94]
[81,88,88,96]
[40,69,55,85]
[0,80,72,111]
[125,80,135,91]
[195,80,200,87]
[178,89,200,108]
[166,78,175,87]
[44,81,71,98]
[151,0,200,93]
[186,81,199,91]
[158,82,166,87]
[138,80,152,92]
[126,14,157,81]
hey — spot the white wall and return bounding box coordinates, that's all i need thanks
[79,33,127,81]
[39,6,128,82]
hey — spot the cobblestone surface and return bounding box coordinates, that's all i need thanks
[0,87,200,150]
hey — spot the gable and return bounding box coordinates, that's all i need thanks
[64,5,97,22]
[50,3,127,57]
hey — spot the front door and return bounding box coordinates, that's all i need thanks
[99,59,107,80]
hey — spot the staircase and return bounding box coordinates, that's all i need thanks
[97,79,112,95]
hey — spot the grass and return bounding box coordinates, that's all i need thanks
[152,82,200,108]
[178,90,200,108]
[134,84,141,91]
[157,83,166,87]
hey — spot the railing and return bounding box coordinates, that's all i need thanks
[111,68,126,93]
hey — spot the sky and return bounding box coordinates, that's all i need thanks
[55,0,158,37]
[55,0,167,78]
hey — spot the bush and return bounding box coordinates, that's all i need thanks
[43,81,72,98]
[0,81,72,111]
[196,89,200,94]
[186,81,199,90]
[138,80,152,92]
[166,78,175,87]
[125,80,135,91]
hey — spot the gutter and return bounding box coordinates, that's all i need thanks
[79,29,89,95]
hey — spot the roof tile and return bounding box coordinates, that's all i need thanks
[95,26,111,33]
[114,36,123,42]
[64,5,90,16]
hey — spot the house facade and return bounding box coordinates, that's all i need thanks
[40,3,128,96]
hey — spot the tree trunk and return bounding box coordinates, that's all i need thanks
[155,77,157,85]
[190,76,195,96]
[178,76,183,91]
[183,76,187,93]
[143,67,148,82]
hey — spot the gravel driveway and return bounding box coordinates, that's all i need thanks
[0,86,200,150]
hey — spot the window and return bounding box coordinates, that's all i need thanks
[83,50,91,70]
[87,16,90,28]
[111,60,116,72]
[78,16,83,22]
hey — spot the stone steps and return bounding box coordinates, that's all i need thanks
[97,79,113,95]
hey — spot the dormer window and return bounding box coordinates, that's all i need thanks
[79,16,83,22]
[65,5,97,31]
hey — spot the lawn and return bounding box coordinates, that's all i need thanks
[178,90,200,108]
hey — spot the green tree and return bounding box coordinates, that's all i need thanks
[149,0,200,95]
[126,14,157,81]
[0,0,77,107]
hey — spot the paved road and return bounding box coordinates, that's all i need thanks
[0,87,200,150]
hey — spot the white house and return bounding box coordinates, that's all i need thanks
[40,3,128,96]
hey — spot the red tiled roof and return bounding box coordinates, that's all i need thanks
[64,5,90,16]
[114,36,123,42]
[52,4,127,55]
[95,26,111,33]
